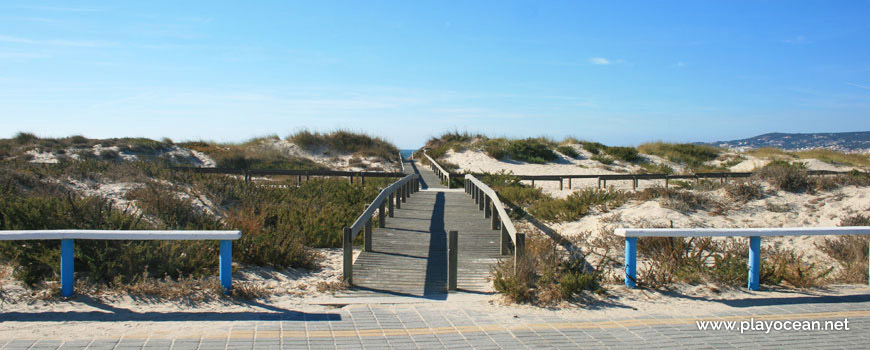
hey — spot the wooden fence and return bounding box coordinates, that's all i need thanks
[170,167,406,186]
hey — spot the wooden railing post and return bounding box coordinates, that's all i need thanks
[364,218,373,252]
[484,196,491,218]
[396,187,402,209]
[514,233,525,275]
[500,225,510,255]
[379,201,386,227]
[401,183,407,203]
[343,227,353,284]
[491,205,498,230]
[478,190,485,211]
[448,230,458,291]
[388,193,395,217]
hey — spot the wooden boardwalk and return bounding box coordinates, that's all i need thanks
[340,158,503,298]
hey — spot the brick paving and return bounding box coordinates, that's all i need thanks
[3,294,870,349]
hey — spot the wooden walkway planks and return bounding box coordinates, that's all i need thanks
[339,158,503,298]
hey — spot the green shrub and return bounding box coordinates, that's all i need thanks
[579,141,605,155]
[632,187,717,213]
[638,162,674,174]
[0,193,220,286]
[638,142,721,168]
[505,139,557,164]
[0,154,395,287]
[13,132,38,145]
[490,233,603,305]
[491,256,534,303]
[605,146,641,163]
[638,237,712,287]
[710,239,749,286]
[724,180,764,202]
[754,160,809,192]
[816,214,870,283]
[556,146,579,159]
[530,189,625,222]
[288,130,399,161]
[558,270,598,298]
[762,247,832,288]
[591,154,614,165]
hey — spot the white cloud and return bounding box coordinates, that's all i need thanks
[845,82,870,90]
[0,34,113,47]
[784,35,809,44]
[589,57,610,65]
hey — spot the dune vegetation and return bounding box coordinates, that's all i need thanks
[0,132,399,297]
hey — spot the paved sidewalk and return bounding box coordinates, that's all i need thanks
[3,293,870,349]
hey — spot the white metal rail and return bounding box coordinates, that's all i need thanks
[615,226,870,291]
[0,230,241,297]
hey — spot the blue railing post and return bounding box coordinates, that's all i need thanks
[748,236,761,291]
[625,237,637,288]
[60,239,74,297]
[220,240,232,293]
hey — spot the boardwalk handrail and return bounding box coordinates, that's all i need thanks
[464,174,525,261]
[422,151,451,188]
[615,226,870,291]
[398,151,405,174]
[343,173,420,284]
[0,230,241,297]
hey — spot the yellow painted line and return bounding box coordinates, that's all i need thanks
[24,309,870,342]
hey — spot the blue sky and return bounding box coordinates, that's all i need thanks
[1,1,869,148]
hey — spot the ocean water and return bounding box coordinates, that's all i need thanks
[400,149,415,159]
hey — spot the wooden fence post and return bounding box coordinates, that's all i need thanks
[514,233,525,275]
[501,225,510,255]
[448,230,458,291]
[388,193,395,217]
[478,190,485,211]
[364,218,373,252]
[343,227,353,284]
[396,187,402,209]
[490,205,498,230]
[379,201,386,227]
[484,196,491,218]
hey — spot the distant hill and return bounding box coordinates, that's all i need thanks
[701,131,870,153]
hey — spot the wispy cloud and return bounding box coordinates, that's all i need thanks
[0,50,51,59]
[675,61,687,67]
[784,35,809,44]
[845,82,870,90]
[589,57,610,65]
[0,34,113,48]
[17,5,103,13]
